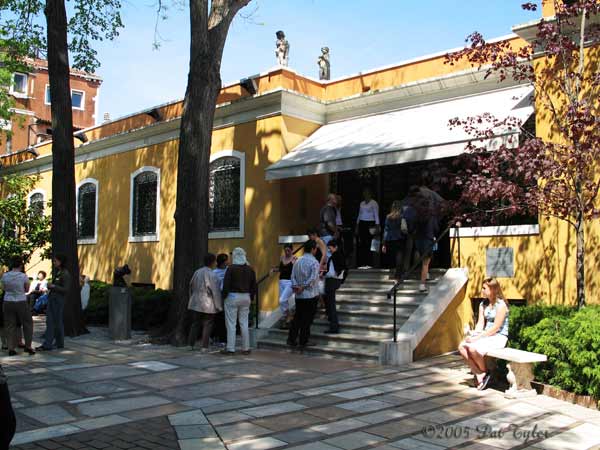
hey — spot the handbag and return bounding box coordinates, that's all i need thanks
[318,278,326,295]
[370,238,381,253]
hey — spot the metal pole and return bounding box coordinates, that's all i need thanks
[393,288,397,343]
[255,288,259,329]
[457,225,462,267]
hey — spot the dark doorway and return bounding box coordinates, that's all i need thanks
[335,158,455,270]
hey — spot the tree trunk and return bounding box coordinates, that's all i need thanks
[45,0,86,336]
[575,215,585,309]
[167,0,249,345]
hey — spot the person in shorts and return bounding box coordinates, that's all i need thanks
[458,278,509,390]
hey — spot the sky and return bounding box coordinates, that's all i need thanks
[92,0,541,122]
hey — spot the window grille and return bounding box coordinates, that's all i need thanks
[133,171,158,235]
[209,157,241,231]
[29,193,44,216]
[78,183,96,239]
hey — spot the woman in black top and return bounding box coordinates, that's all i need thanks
[271,244,297,329]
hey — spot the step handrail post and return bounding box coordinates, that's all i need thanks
[393,287,397,342]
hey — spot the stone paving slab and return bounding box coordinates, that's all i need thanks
[4,322,600,450]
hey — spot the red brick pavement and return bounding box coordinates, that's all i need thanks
[10,416,181,450]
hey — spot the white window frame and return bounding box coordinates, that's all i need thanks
[71,89,85,110]
[76,178,99,245]
[10,72,28,97]
[208,150,245,239]
[129,166,160,243]
[27,189,46,215]
[44,84,51,105]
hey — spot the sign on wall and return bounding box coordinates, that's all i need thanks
[486,247,514,278]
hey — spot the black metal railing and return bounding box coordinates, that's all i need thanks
[254,242,306,329]
[386,224,452,342]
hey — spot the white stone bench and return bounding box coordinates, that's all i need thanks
[486,347,547,399]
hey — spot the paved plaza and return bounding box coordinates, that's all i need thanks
[2,320,600,450]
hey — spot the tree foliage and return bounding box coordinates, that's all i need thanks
[445,0,600,308]
[0,175,51,268]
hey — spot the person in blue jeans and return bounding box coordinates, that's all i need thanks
[37,254,71,351]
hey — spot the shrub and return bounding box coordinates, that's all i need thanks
[520,306,600,399]
[508,304,575,349]
[86,280,173,331]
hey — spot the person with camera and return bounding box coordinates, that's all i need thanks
[37,254,71,351]
[1,256,35,356]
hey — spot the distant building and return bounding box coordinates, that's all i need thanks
[1,58,101,155]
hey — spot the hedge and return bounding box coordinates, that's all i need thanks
[87,281,172,331]
[508,304,600,400]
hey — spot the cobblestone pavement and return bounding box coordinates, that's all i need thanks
[2,318,600,450]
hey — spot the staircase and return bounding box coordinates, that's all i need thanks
[257,268,445,362]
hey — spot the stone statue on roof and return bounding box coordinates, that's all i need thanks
[318,47,330,80]
[275,30,289,67]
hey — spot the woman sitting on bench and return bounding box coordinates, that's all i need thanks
[459,278,509,390]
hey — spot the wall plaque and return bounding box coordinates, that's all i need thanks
[486,247,514,278]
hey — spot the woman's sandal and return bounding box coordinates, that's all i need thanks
[477,373,491,391]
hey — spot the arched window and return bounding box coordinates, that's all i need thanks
[130,167,160,242]
[28,190,45,216]
[29,193,44,213]
[77,179,98,243]
[209,151,245,238]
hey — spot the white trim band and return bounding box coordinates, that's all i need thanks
[451,224,540,238]
[278,235,309,244]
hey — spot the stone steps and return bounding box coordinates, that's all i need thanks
[257,268,447,362]
[257,338,380,362]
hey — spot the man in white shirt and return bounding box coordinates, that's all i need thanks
[288,240,320,348]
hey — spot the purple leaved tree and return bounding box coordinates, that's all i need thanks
[445,0,600,308]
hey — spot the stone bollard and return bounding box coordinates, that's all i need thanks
[109,286,132,340]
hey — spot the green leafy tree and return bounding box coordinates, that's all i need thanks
[1,0,123,336]
[0,175,51,268]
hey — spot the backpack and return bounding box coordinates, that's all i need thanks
[401,204,417,235]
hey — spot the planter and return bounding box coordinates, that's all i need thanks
[531,382,599,410]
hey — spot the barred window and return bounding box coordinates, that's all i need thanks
[209,157,241,232]
[77,182,97,239]
[133,171,158,236]
[29,192,44,216]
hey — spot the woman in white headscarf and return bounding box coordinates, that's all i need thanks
[221,248,257,355]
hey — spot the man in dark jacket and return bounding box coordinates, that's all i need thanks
[0,364,16,450]
[324,240,346,334]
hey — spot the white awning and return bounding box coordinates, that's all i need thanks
[265,85,534,180]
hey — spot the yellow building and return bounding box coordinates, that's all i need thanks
[1,5,598,362]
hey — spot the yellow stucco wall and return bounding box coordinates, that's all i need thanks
[414,285,472,360]
[452,217,600,306]
[11,113,326,315]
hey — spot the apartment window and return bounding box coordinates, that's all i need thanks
[208,151,245,238]
[11,73,28,96]
[130,167,160,241]
[72,90,84,109]
[44,86,85,110]
[77,180,98,243]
